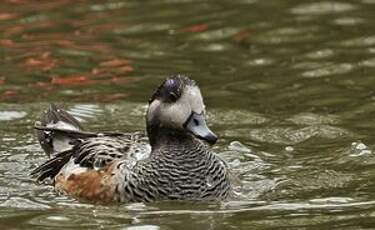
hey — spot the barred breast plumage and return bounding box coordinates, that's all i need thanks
[31,75,233,203]
[112,139,231,202]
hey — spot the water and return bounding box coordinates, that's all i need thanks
[1,0,375,228]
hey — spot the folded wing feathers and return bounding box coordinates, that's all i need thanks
[30,149,73,182]
[32,104,129,182]
[34,104,83,157]
[32,104,84,181]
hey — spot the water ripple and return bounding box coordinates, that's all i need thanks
[290,2,357,15]
[301,63,354,78]
[287,113,340,125]
[190,28,240,41]
[333,17,364,26]
[245,125,350,145]
[340,35,375,47]
[0,111,27,121]
[211,109,269,126]
[0,197,50,210]
[359,57,375,67]
[304,49,335,59]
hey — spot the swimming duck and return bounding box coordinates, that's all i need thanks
[31,75,232,203]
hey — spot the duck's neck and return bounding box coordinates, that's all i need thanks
[146,126,209,168]
[147,123,195,148]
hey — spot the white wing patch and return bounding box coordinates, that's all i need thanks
[59,159,88,178]
[45,121,79,153]
[47,121,80,131]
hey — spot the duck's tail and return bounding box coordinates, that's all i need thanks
[34,104,84,158]
[32,104,125,182]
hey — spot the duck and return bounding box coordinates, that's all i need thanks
[31,75,232,203]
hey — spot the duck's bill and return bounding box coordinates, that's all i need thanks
[184,112,218,144]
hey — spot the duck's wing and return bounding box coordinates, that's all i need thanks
[31,132,151,203]
[31,148,74,182]
[31,133,149,182]
[71,133,149,169]
[31,104,150,183]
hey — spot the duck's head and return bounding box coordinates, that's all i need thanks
[147,75,217,146]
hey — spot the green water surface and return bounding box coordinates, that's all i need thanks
[1,0,375,229]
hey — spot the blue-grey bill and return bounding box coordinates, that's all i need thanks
[185,112,217,144]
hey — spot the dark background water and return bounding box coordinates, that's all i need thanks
[1,0,375,229]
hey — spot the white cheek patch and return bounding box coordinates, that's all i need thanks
[148,86,206,128]
[148,99,190,128]
[159,101,190,128]
[160,86,205,128]
[186,86,205,114]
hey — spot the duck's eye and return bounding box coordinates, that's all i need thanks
[168,92,178,102]
[193,118,199,126]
